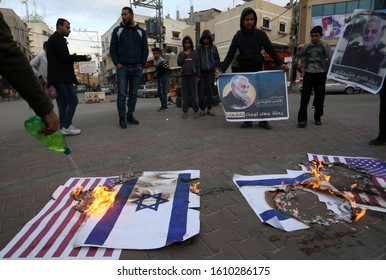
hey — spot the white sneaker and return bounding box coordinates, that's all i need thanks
[60,125,81,135]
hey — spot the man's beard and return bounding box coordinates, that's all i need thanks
[363,39,376,50]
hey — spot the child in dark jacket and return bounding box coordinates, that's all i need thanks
[197,29,220,116]
[177,35,201,119]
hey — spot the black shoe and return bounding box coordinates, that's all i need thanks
[314,120,322,125]
[258,121,272,130]
[297,121,307,128]
[369,137,386,146]
[126,115,139,125]
[119,117,127,129]
[157,107,168,112]
[241,121,253,128]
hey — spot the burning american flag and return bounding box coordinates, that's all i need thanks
[0,177,122,260]
[304,154,386,211]
[307,153,386,178]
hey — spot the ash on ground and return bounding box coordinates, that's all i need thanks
[71,189,95,213]
[272,185,353,226]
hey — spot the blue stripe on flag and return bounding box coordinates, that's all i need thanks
[84,179,138,245]
[166,173,190,244]
[236,173,312,187]
[259,209,291,222]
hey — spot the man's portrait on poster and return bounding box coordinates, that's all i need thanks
[340,14,386,74]
[221,75,256,110]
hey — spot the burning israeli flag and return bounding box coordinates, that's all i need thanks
[73,170,200,250]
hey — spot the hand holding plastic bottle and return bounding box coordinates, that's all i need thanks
[25,115,71,155]
[40,111,60,135]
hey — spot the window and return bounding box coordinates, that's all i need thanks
[263,17,270,29]
[323,4,334,16]
[375,0,386,10]
[312,5,323,17]
[335,2,346,14]
[346,1,359,13]
[279,22,286,33]
[359,0,372,10]
[172,31,180,39]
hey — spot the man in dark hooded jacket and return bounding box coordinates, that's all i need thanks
[220,7,289,129]
[197,29,220,116]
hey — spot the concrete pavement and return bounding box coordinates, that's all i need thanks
[1,91,386,260]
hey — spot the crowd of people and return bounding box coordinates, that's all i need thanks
[1,6,385,146]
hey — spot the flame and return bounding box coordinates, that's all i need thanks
[190,182,201,194]
[84,186,117,214]
[304,161,366,222]
[306,161,330,189]
[72,185,83,197]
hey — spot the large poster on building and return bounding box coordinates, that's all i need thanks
[312,14,350,39]
[328,9,386,94]
[217,70,289,122]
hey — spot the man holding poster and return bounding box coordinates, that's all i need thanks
[219,7,288,129]
[328,10,386,145]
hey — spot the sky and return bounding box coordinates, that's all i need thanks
[0,0,291,55]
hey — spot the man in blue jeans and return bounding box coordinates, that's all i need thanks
[110,6,149,128]
[47,18,91,135]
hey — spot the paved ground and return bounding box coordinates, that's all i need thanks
[1,91,386,260]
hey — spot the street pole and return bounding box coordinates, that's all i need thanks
[289,0,299,93]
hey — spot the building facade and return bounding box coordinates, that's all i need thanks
[298,0,386,50]
[0,8,31,59]
[100,1,293,86]
[26,15,53,57]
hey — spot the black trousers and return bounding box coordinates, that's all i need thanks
[297,72,327,123]
[378,80,386,139]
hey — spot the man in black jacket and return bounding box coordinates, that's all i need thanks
[0,12,59,135]
[220,7,288,129]
[47,18,91,135]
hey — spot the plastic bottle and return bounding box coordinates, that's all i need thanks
[24,115,71,155]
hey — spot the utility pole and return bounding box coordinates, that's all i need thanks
[131,0,164,49]
[289,0,299,92]
[21,0,30,22]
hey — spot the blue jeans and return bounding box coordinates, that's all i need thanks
[53,83,78,129]
[116,65,142,118]
[157,75,168,109]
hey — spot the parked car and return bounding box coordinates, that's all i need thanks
[137,84,158,98]
[299,79,362,95]
[325,79,362,94]
[100,84,114,95]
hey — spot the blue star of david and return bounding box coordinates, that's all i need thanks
[131,193,169,211]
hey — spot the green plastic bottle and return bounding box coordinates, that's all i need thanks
[24,115,71,155]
